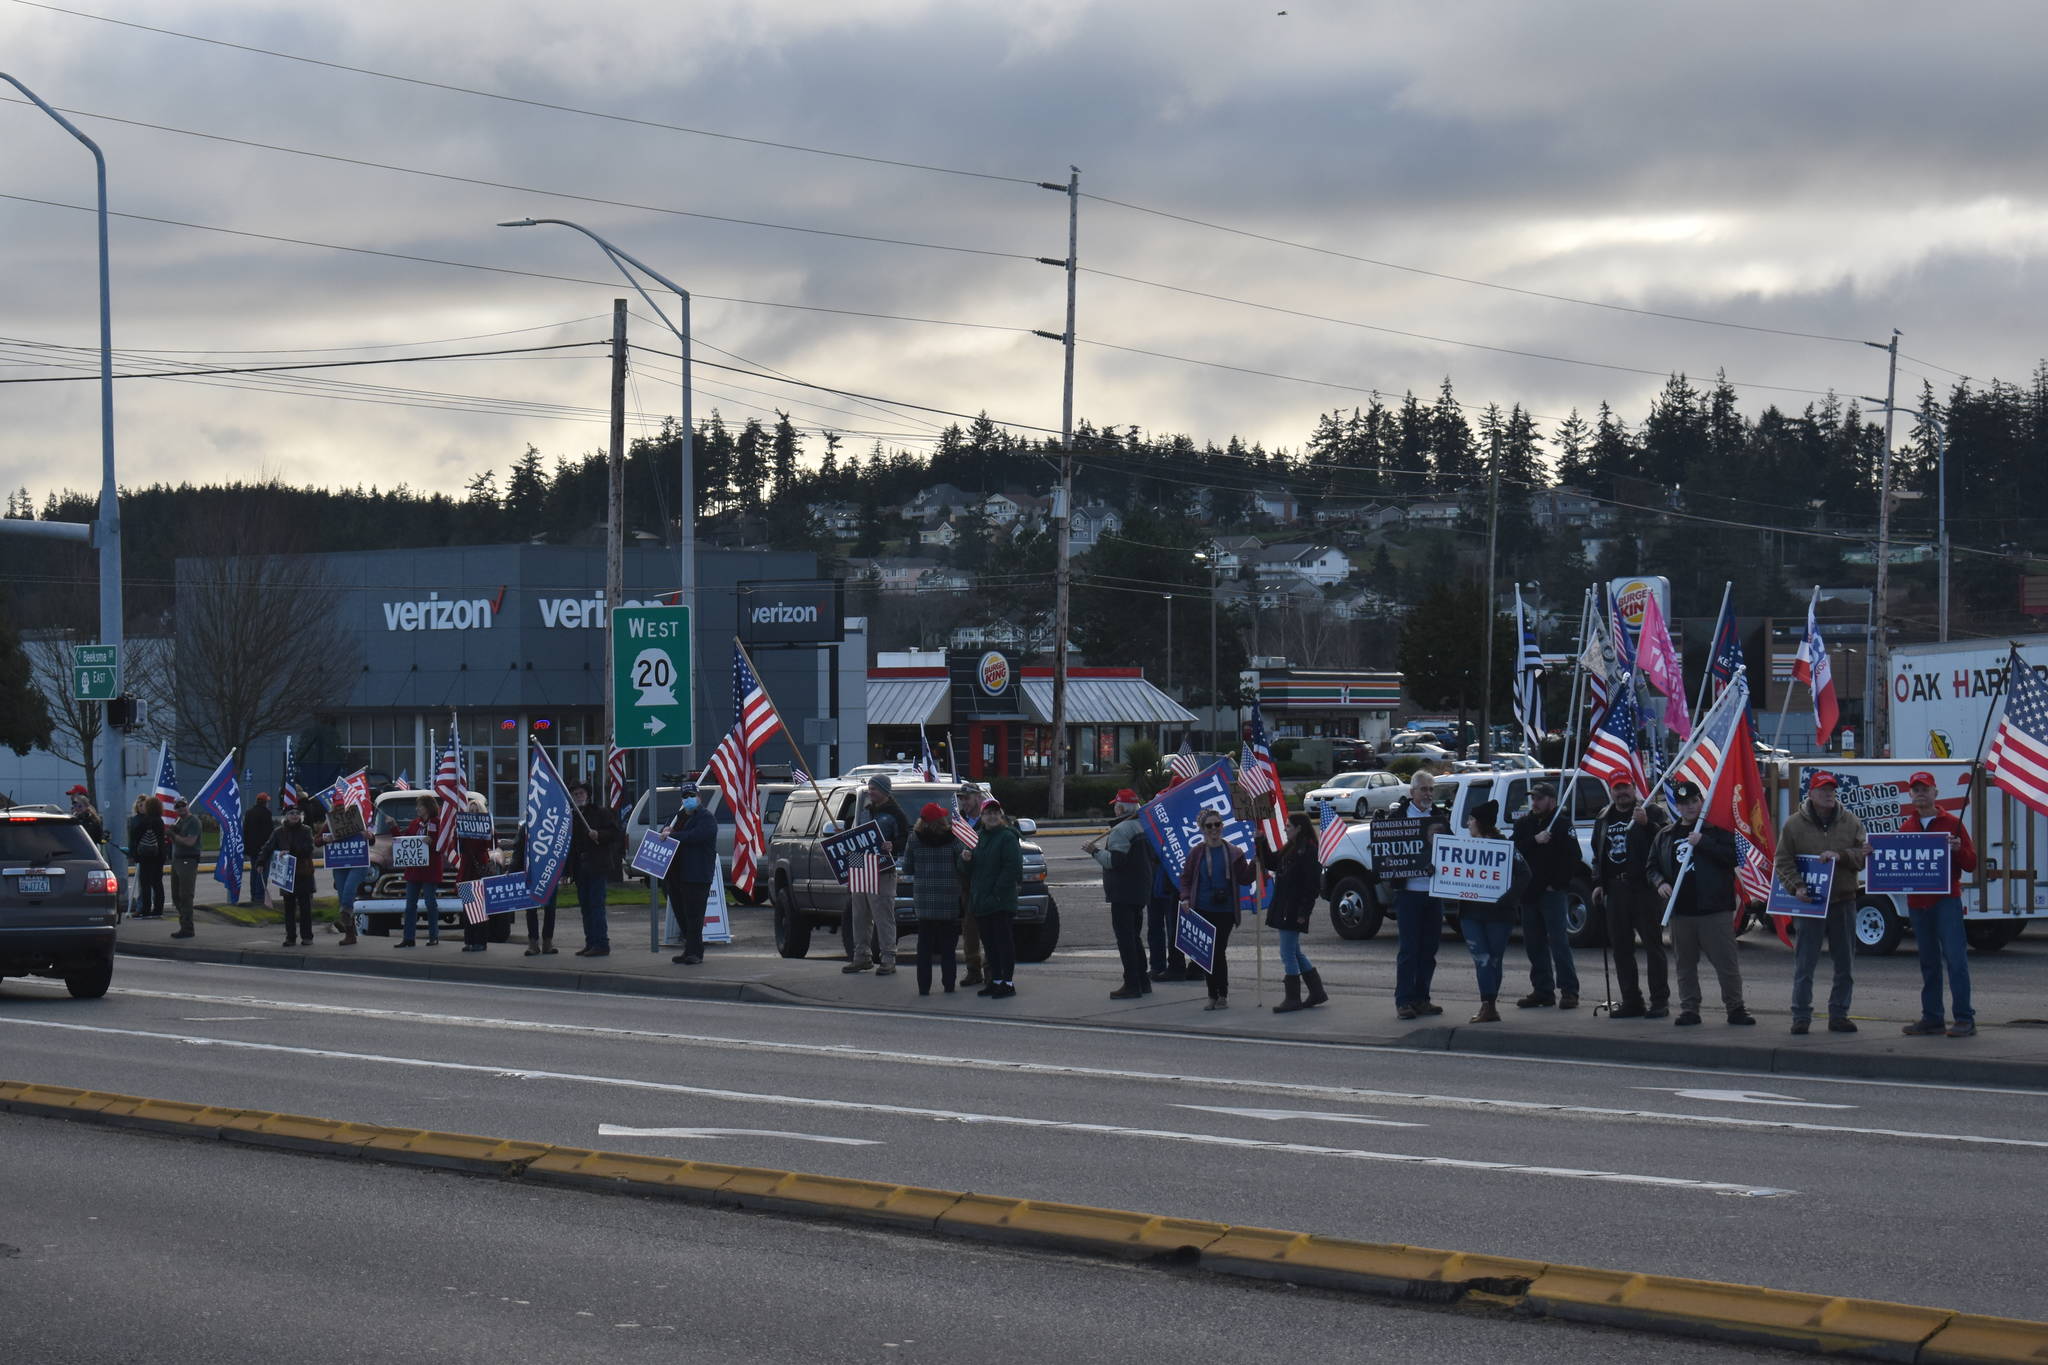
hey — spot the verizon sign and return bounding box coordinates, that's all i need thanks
[382,593,496,632]
[737,579,843,645]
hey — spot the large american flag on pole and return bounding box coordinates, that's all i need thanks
[1987,647,2048,819]
[1240,701,1288,852]
[431,720,464,867]
[1580,670,1648,796]
[1670,675,1750,799]
[705,643,783,895]
[1513,585,1545,751]
[279,735,300,810]
[604,743,628,813]
[152,741,180,830]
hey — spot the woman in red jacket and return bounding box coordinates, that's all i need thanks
[397,796,444,948]
[456,794,494,953]
[1900,771,1979,1037]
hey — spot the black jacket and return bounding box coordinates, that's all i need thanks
[1589,801,1667,889]
[1649,818,1738,917]
[864,798,910,866]
[1510,809,1583,894]
[1098,816,1156,905]
[1265,843,1320,932]
[257,823,318,894]
[243,803,275,855]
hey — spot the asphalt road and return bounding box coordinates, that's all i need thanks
[4,957,2044,1322]
[3,1114,1813,1365]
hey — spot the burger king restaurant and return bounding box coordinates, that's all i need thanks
[865,649,1195,780]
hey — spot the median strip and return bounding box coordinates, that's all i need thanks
[3,1078,2043,1363]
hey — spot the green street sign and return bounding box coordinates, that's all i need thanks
[610,605,692,749]
[72,643,120,702]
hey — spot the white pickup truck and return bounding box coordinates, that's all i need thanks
[1318,767,1604,943]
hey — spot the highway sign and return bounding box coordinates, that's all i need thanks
[72,643,119,702]
[611,605,692,750]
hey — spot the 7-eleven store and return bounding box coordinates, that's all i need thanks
[1245,667,1403,743]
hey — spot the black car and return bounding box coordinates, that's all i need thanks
[0,810,121,997]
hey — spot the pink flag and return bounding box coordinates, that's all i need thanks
[1635,593,1693,740]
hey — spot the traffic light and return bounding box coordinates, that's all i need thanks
[105,694,139,730]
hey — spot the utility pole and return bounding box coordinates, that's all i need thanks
[604,300,627,778]
[1037,168,1079,816]
[1868,328,1900,757]
[1478,429,1502,762]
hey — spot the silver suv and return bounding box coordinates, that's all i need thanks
[0,810,121,997]
[763,780,1058,963]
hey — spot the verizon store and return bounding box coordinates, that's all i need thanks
[174,544,829,813]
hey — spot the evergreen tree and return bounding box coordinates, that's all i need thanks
[1429,379,1478,489]
[0,598,54,757]
[502,446,548,541]
[770,411,802,501]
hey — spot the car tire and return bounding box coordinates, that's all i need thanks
[65,954,113,1000]
[1564,880,1605,949]
[1965,920,2024,953]
[1014,899,1061,963]
[773,884,812,959]
[1853,899,1905,955]
[1327,873,1384,940]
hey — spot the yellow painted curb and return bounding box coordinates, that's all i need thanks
[937,1194,1227,1259]
[1204,1226,1541,1301]
[10,1080,2048,1364]
[1922,1314,2048,1365]
[1525,1265,1955,1361]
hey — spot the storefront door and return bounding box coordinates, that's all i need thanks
[968,721,1008,780]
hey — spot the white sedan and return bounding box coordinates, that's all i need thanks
[1302,770,1407,816]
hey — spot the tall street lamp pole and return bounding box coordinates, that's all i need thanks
[1163,594,1174,694]
[1865,330,1900,755]
[3,73,122,830]
[1865,397,1950,644]
[498,218,695,774]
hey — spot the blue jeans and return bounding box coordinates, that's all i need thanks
[403,882,440,942]
[1393,888,1442,1008]
[1521,888,1580,997]
[1463,916,1513,1000]
[1790,902,1855,1024]
[1909,897,1973,1024]
[334,867,367,931]
[1146,893,1177,972]
[1276,929,1315,975]
[577,874,609,950]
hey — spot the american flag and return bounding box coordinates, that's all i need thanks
[849,851,881,895]
[313,767,372,823]
[1708,593,1747,699]
[279,736,299,810]
[151,741,180,829]
[1670,676,1750,799]
[705,644,784,896]
[1792,586,1838,745]
[792,764,811,786]
[431,722,464,867]
[1316,799,1347,865]
[1240,702,1288,852]
[1987,647,2048,819]
[950,792,980,848]
[1513,585,1545,752]
[1168,734,1200,782]
[459,877,490,926]
[604,744,628,812]
[917,725,940,781]
[1580,670,1647,796]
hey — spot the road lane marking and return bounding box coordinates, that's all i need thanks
[49,985,2047,1150]
[596,1125,881,1146]
[1177,1105,1425,1128]
[180,1015,266,1021]
[0,1017,1794,1196]
[1640,1088,1857,1110]
[78,963,2048,1099]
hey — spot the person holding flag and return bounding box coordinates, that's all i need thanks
[566,780,624,957]
[1589,774,1669,1019]
[842,775,910,976]
[1238,703,1288,855]
[661,780,718,967]
[240,793,274,908]
[1775,771,1868,1034]
[1510,782,1581,1010]
[1084,788,1156,1001]
[1177,805,1257,1011]
[1390,769,1453,1022]
[1267,810,1329,1014]
[952,783,989,988]
[126,796,167,919]
[1650,781,1754,1026]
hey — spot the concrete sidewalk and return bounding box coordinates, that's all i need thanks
[113,903,2048,1090]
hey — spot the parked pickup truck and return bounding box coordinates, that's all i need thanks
[762,779,1059,963]
[1318,767,1603,944]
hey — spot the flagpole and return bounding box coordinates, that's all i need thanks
[1660,675,1748,926]
[1550,587,1596,834]
[732,636,836,816]
[1692,580,1731,725]
[1959,643,2023,820]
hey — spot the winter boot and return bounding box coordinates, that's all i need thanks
[1301,969,1328,1007]
[524,934,542,957]
[1272,974,1306,1013]
[1470,998,1502,1023]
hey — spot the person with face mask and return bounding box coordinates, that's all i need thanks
[1776,770,1870,1035]
[1589,775,1670,1018]
[662,780,718,966]
[1899,771,1978,1037]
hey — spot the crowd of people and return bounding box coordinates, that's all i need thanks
[55,753,1987,1040]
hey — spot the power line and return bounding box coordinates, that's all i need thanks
[0,339,607,384]
[10,0,1039,187]
[1080,191,1871,346]
[7,312,614,358]
[1,194,1037,335]
[0,95,1040,263]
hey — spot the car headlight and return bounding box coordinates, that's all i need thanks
[1023,867,1046,882]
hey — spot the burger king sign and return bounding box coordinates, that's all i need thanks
[977,650,1012,697]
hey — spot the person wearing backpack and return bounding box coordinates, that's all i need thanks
[127,796,167,919]
[1459,801,1527,1023]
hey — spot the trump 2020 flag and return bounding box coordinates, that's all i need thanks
[193,752,244,905]
[523,743,575,902]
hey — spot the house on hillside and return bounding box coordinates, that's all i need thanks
[905,483,977,520]
[806,501,862,536]
[1070,501,1124,550]
[917,518,959,549]
[846,556,942,592]
[1530,486,1610,531]
[1404,500,1465,527]
[1252,488,1301,523]
[1251,543,1352,587]
[1200,535,1264,574]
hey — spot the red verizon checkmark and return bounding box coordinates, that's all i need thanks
[490,585,507,614]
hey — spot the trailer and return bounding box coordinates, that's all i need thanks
[1762,758,2045,954]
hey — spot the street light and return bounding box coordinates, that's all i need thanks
[1162,593,1174,694]
[498,217,696,758]
[3,73,122,832]
[1864,397,1950,642]
[1194,552,1220,747]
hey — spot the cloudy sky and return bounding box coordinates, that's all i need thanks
[4,0,2044,504]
